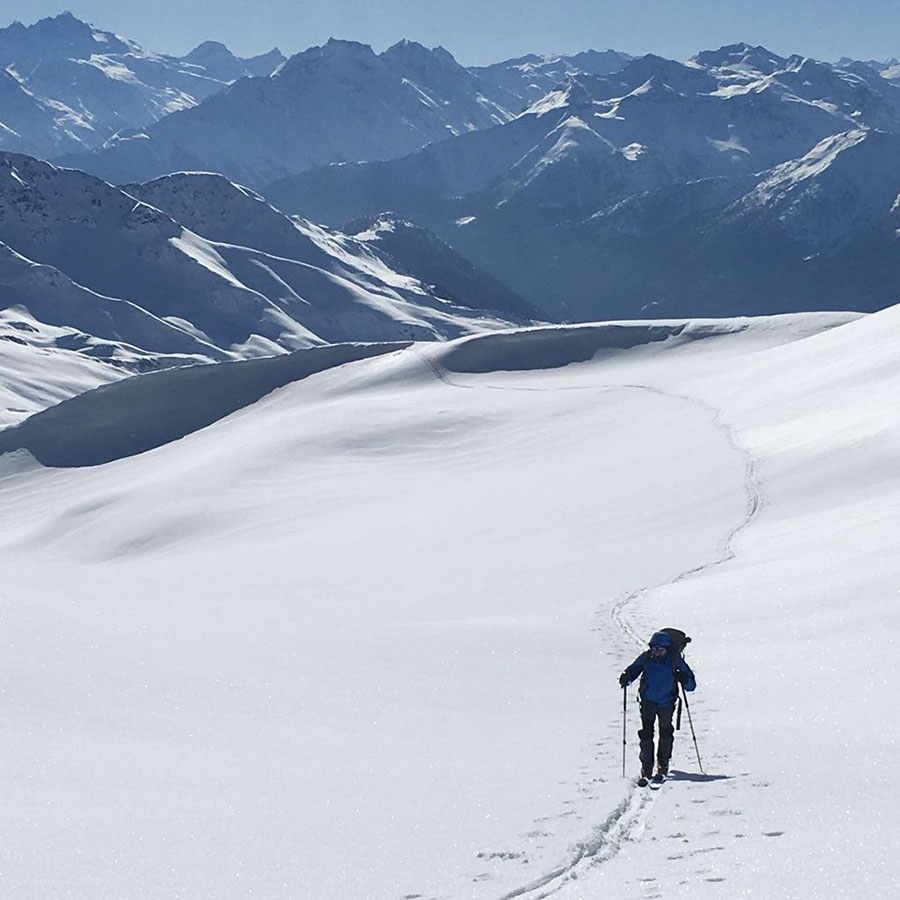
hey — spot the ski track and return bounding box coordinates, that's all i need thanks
[417,350,765,899]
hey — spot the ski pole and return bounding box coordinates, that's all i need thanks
[622,685,627,777]
[681,685,704,774]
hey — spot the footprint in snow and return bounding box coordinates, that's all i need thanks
[687,846,724,857]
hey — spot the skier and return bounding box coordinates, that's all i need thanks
[619,630,696,784]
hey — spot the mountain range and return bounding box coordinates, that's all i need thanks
[0,150,531,423]
[0,12,284,158]
[1,14,900,353]
[264,44,900,319]
[64,37,519,187]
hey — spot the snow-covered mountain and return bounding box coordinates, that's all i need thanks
[66,38,516,188]
[0,153,526,414]
[344,214,540,320]
[728,128,900,243]
[179,40,285,82]
[0,12,284,156]
[268,44,900,320]
[536,127,900,318]
[471,49,632,111]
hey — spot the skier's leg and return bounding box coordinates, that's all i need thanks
[637,702,656,775]
[656,705,675,773]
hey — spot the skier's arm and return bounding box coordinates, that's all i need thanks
[618,653,647,687]
[676,658,697,692]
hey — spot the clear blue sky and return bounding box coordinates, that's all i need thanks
[1,0,898,66]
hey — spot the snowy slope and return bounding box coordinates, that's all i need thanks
[729,128,900,243]
[0,306,128,426]
[3,305,896,899]
[0,12,284,155]
[345,214,539,319]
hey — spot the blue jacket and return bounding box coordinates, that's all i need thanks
[622,632,696,708]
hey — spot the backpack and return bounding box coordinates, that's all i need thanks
[659,627,691,658]
[659,627,691,729]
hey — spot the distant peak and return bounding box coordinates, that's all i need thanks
[382,39,459,68]
[624,76,680,100]
[35,10,90,30]
[562,76,596,108]
[190,40,230,53]
[387,38,423,51]
[278,38,377,77]
[136,170,263,199]
[691,43,787,75]
[184,40,235,62]
[323,37,375,53]
[3,10,133,56]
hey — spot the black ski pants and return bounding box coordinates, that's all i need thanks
[639,702,675,774]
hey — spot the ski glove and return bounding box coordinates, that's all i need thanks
[618,672,629,687]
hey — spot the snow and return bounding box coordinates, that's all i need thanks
[753,130,869,200]
[81,54,141,84]
[170,229,251,291]
[0,307,893,898]
[524,88,572,117]
[707,133,750,155]
[0,307,126,426]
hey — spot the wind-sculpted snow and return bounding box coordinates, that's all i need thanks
[433,315,858,375]
[2,315,851,467]
[0,342,409,466]
[439,322,687,372]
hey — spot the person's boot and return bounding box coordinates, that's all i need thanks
[652,762,668,783]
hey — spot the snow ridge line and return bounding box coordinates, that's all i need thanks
[415,351,765,897]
